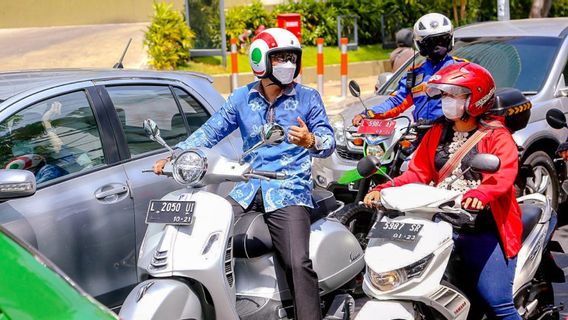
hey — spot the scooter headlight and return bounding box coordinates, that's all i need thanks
[365,143,385,157]
[330,115,346,146]
[172,150,207,186]
[368,253,433,291]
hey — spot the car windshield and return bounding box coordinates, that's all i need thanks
[379,36,562,95]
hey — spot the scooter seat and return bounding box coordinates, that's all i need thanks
[520,203,543,243]
[233,212,273,259]
[310,189,339,223]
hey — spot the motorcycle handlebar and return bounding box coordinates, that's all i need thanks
[250,170,287,180]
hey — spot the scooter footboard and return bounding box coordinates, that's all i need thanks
[355,300,415,319]
[119,279,203,320]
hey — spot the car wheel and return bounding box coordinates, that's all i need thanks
[521,151,559,210]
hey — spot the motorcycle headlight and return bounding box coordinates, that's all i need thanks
[172,150,207,186]
[330,115,346,146]
[368,253,433,291]
[365,143,385,157]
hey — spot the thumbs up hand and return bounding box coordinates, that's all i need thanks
[288,117,315,149]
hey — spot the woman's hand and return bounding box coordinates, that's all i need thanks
[462,196,485,211]
[153,158,169,175]
[364,191,382,208]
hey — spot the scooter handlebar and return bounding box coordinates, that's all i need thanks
[250,170,287,180]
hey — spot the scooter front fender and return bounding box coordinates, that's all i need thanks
[355,300,415,320]
[119,279,203,320]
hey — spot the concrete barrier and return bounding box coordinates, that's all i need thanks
[211,60,392,94]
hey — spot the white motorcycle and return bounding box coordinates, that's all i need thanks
[119,120,365,320]
[354,154,564,319]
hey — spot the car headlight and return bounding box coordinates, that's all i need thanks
[172,150,207,186]
[368,253,433,291]
[365,143,385,157]
[330,115,346,146]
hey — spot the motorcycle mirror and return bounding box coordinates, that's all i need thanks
[263,123,285,146]
[143,119,160,141]
[349,80,361,98]
[546,109,567,129]
[143,119,175,153]
[239,123,285,164]
[357,156,381,178]
[470,153,500,173]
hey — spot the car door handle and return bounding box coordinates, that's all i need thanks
[95,185,129,199]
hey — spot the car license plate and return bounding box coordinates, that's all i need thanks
[368,220,423,242]
[357,119,396,136]
[146,200,195,225]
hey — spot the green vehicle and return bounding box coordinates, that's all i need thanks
[0,169,117,320]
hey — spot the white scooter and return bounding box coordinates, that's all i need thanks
[119,120,365,320]
[354,154,564,319]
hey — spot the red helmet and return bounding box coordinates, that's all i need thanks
[426,62,496,118]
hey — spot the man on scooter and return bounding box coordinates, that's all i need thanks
[352,13,466,142]
[364,62,522,319]
[154,28,335,320]
[557,139,568,161]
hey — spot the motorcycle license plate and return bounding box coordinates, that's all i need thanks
[146,200,196,225]
[368,220,423,242]
[357,119,396,136]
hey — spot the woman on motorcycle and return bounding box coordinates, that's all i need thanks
[364,62,522,320]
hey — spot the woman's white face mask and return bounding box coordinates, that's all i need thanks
[272,61,296,85]
[441,95,467,120]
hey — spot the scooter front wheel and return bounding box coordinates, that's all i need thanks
[335,203,376,250]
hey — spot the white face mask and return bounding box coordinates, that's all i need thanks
[441,95,466,120]
[272,61,296,85]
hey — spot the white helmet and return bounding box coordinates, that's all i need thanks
[413,13,454,60]
[249,28,302,86]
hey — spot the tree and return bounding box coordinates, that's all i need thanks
[529,0,552,17]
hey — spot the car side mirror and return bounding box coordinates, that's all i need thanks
[554,74,568,98]
[0,169,36,200]
[349,80,361,98]
[546,108,567,129]
[377,72,394,89]
[470,153,500,174]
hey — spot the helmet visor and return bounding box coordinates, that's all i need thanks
[269,51,299,64]
[417,33,452,49]
[426,83,471,98]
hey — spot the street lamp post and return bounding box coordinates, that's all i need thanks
[497,0,511,21]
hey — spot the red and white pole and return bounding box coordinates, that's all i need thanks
[230,38,238,91]
[340,37,348,98]
[317,37,324,94]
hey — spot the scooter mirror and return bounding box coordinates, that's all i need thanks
[470,153,500,174]
[143,119,160,141]
[349,80,361,98]
[263,123,285,146]
[357,156,381,178]
[546,109,567,129]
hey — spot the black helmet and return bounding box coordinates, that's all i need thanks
[395,28,413,48]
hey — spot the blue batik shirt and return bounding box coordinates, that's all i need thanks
[371,55,467,122]
[175,81,335,212]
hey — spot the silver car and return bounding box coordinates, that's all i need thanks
[0,69,241,309]
[314,18,568,208]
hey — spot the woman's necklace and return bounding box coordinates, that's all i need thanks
[437,130,481,193]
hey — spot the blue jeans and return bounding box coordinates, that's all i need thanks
[454,231,521,320]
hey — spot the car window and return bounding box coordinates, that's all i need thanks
[379,36,562,95]
[0,91,105,185]
[172,87,210,134]
[106,85,191,157]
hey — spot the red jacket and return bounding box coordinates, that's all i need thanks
[372,123,522,258]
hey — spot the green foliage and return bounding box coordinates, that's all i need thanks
[187,0,221,49]
[144,2,195,70]
[272,0,338,45]
[226,0,274,46]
